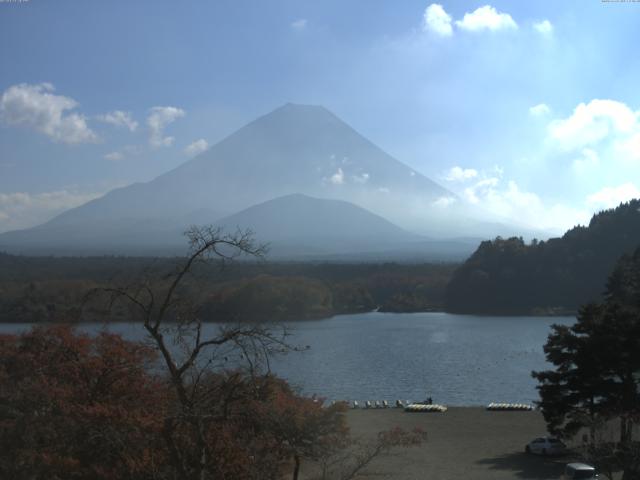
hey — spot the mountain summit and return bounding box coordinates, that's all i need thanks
[0,104,490,255]
[148,102,454,216]
[43,103,454,224]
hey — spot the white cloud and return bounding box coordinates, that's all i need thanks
[291,19,307,30]
[464,177,590,231]
[572,148,599,174]
[0,83,98,144]
[330,167,345,185]
[104,151,124,161]
[147,106,185,147]
[463,176,500,203]
[184,139,209,156]
[433,196,456,207]
[378,187,390,194]
[353,172,370,184]
[586,183,640,210]
[96,110,138,131]
[617,132,640,162]
[442,166,590,232]
[0,189,105,233]
[455,5,517,32]
[102,145,141,162]
[445,166,479,182]
[529,103,550,117]
[548,99,638,151]
[533,19,553,35]
[423,4,453,37]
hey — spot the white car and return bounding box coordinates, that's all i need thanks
[524,436,567,455]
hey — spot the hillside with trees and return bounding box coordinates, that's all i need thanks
[532,247,640,479]
[445,200,640,315]
[0,252,456,323]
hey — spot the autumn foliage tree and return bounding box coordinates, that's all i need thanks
[0,325,166,480]
[254,378,350,480]
[1,226,429,480]
[0,325,355,480]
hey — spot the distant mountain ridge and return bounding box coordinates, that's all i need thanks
[0,103,513,256]
[42,103,455,227]
[444,200,640,314]
[213,194,478,260]
[215,193,419,253]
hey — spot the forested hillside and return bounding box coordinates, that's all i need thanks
[0,254,455,322]
[445,200,640,314]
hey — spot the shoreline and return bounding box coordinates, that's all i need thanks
[0,309,578,325]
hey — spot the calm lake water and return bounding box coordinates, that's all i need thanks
[0,312,574,406]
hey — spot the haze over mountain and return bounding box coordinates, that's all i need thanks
[212,193,476,260]
[0,103,520,256]
[216,193,418,250]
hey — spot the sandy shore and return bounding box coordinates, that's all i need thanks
[303,407,592,480]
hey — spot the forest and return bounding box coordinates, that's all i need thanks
[2,201,639,322]
[532,246,640,479]
[445,200,640,315]
[0,227,428,480]
[0,252,456,323]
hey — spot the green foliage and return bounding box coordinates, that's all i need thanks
[203,275,334,321]
[0,257,456,322]
[446,200,640,314]
[532,248,640,478]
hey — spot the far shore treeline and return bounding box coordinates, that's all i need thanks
[0,257,455,323]
[0,200,638,322]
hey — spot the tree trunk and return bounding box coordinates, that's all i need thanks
[620,416,632,446]
[292,454,301,480]
[197,418,208,480]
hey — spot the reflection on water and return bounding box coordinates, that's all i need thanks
[0,311,574,406]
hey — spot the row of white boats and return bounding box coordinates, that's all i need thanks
[486,403,534,411]
[350,400,446,411]
[404,403,448,413]
[347,400,534,412]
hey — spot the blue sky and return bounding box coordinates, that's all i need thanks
[1,0,639,233]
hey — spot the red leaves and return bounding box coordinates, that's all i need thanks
[0,326,409,480]
[0,325,166,480]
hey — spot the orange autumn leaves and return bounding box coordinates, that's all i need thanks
[0,326,349,479]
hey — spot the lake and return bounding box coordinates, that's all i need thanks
[0,312,574,406]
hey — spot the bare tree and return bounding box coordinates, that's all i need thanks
[91,226,292,480]
[313,427,427,480]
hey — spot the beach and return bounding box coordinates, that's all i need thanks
[304,407,587,480]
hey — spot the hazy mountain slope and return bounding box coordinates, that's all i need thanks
[164,103,453,211]
[0,103,511,254]
[40,103,454,227]
[444,199,640,314]
[214,194,479,260]
[215,193,420,254]
[0,209,221,256]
